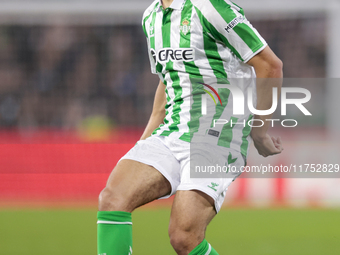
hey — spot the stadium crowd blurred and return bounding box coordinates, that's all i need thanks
[0,17,326,129]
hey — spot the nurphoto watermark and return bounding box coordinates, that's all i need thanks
[190,78,339,179]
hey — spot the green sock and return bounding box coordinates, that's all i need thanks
[97,211,133,255]
[189,239,219,255]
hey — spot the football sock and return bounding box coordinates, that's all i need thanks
[189,239,219,255]
[97,211,133,255]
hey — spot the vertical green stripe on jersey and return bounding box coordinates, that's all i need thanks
[210,88,230,128]
[217,116,238,148]
[148,7,157,46]
[153,89,170,135]
[142,2,158,37]
[231,1,244,15]
[149,5,165,136]
[152,84,169,136]
[161,11,171,130]
[196,5,233,132]
[164,85,171,125]
[179,0,198,76]
[149,6,163,74]
[178,0,205,142]
[161,9,184,136]
[202,27,228,80]
[233,23,264,52]
[209,0,234,22]
[162,10,172,47]
[200,7,231,124]
[240,114,253,157]
[209,0,263,52]
[194,7,243,61]
[187,92,203,141]
[150,5,169,136]
[179,84,204,142]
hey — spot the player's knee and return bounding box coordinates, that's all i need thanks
[169,229,191,254]
[98,187,129,212]
[169,227,202,254]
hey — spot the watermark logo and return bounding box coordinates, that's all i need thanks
[200,83,312,128]
[200,82,222,113]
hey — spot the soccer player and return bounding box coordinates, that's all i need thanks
[97,0,283,254]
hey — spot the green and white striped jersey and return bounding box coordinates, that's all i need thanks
[142,0,267,157]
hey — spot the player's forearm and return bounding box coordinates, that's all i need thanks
[252,76,282,138]
[251,58,283,140]
[140,80,167,140]
[140,112,165,140]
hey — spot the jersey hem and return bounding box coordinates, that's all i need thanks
[242,43,268,63]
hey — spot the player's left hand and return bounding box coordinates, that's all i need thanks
[252,134,283,157]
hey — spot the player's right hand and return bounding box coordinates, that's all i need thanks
[252,134,283,157]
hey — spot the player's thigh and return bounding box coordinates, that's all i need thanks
[99,159,171,212]
[168,190,216,245]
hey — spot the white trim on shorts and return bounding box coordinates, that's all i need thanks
[177,184,228,213]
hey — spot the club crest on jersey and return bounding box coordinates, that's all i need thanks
[180,19,191,35]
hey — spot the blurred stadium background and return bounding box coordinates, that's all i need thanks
[0,0,339,254]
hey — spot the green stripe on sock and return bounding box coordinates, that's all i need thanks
[189,239,209,254]
[189,239,219,255]
[97,211,132,222]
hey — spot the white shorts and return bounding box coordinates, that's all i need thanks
[120,135,245,212]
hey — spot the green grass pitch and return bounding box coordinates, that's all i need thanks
[0,208,339,254]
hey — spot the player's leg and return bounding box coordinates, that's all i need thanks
[98,159,171,255]
[98,136,181,255]
[98,159,171,212]
[168,190,219,255]
[167,142,244,255]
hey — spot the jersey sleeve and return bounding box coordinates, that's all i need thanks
[145,38,157,74]
[142,8,157,74]
[200,1,267,63]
